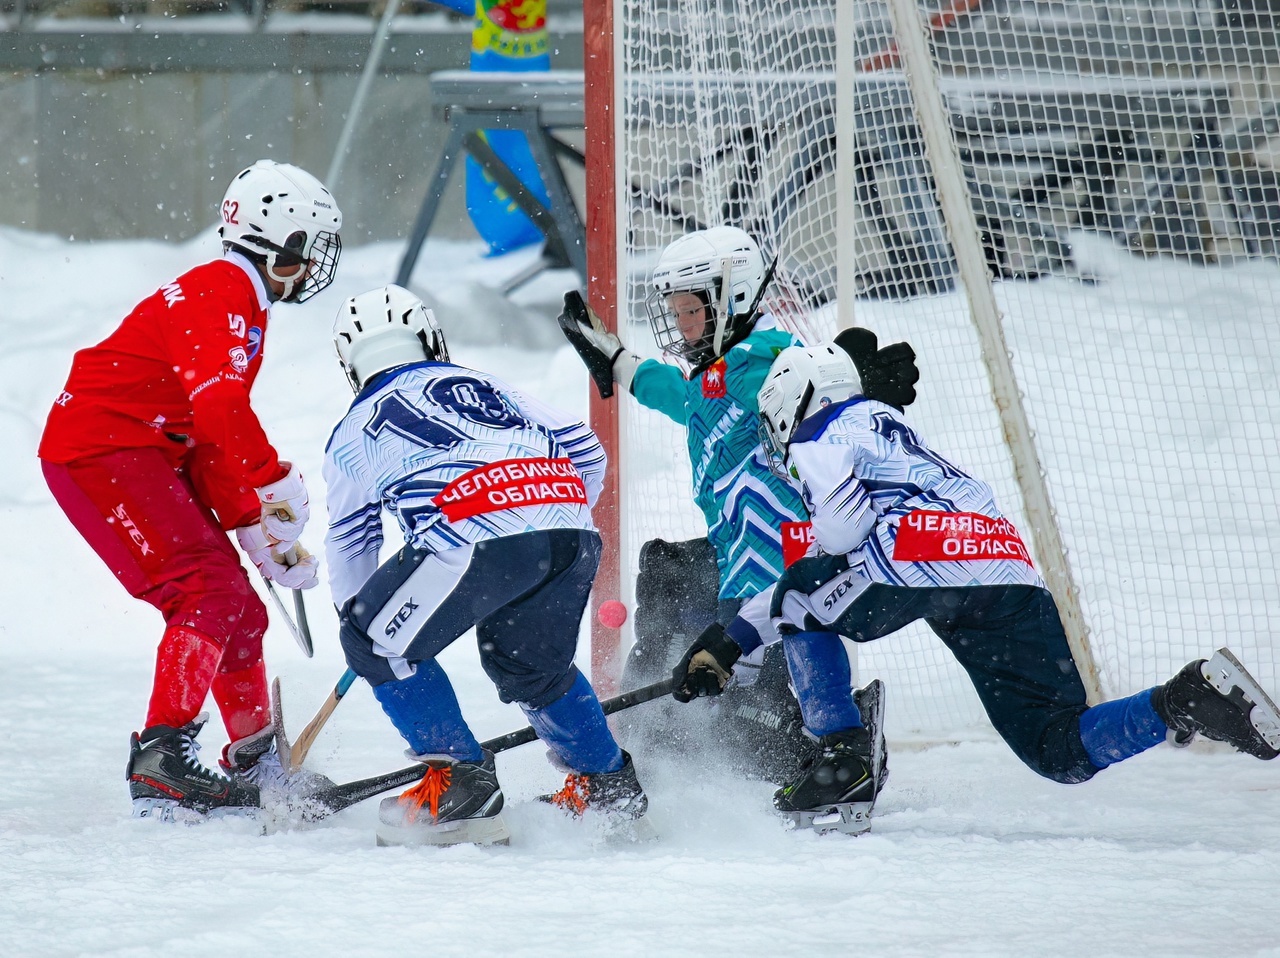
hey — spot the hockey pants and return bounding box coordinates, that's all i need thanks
[773,553,1098,784]
[41,450,270,734]
[339,529,601,709]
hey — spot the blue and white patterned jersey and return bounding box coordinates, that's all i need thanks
[630,315,807,600]
[788,397,1045,590]
[323,361,604,605]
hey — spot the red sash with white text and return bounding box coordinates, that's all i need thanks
[432,457,588,522]
[781,520,814,568]
[892,510,1034,566]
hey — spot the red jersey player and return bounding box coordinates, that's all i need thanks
[38,160,342,822]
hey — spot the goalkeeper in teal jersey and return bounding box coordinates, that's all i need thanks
[559,226,920,780]
[628,295,804,606]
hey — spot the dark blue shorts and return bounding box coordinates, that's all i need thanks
[339,529,601,708]
[774,554,1096,783]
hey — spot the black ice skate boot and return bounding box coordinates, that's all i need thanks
[774,726,876,836]
[854,678,889,797]
[1152,648,1280,760]
[376,749,509,847]
[127,713,260,822]
[541,750,655,842]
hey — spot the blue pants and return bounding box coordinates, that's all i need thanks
[774,557,1099,783]
[339,529,601,709]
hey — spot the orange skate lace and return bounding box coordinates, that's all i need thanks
[398,765,452,824]
[548,773,591,817]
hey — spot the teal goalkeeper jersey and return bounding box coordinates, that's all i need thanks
[630,318,807,600]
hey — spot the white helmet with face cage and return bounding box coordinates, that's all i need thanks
[757,343,859,475]
[333,285,449,392]
[645,226,768,370]
[219,160,343,303]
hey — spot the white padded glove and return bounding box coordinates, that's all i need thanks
[256,462,310,543]
[236,525,320,590]
[557,290,642,397]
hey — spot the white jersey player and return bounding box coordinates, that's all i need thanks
[680,342,1280,836]
[324,285,649,846]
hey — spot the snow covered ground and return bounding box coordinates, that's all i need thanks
[1,229,1278,957]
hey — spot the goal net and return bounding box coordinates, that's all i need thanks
[586,0,1280,740]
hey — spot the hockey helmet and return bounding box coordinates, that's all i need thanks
[645,226,769,371]
[219,160,343,303]
[333,285,449,392]
[757,343,858,476]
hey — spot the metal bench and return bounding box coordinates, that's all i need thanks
[396,69,586,294]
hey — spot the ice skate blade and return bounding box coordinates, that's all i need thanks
[375,812,511,848]
[785,801,872,836]
[596,813,659,846]
[131,797,262,827]
[1204,649,1280,751]
[132,797,206,825]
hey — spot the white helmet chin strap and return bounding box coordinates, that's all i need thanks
[266,252,306,302]
[713,255,734,356]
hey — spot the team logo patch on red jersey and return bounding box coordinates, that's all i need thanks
[893,510,1034,566]
[702,359,727,398]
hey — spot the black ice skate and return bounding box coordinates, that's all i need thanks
[541,750,655,842]
[127,713,260,822]
[376,749,509,847]
[854,678,889,797]
[774,727,876,836]
[1153,648,1280,760]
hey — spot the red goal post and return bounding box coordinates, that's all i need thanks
[583,0,623,695]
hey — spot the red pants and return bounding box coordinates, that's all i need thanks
[42,449,270,737]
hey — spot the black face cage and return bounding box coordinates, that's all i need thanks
[656,320,717,369]
[293,231,342,303]
[419,328,450,364]
[759,417,791,479]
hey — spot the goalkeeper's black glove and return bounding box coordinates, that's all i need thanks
[835,326,920,410]
[556,290,641,399]
[671,622,744,703]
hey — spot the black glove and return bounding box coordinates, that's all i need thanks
[835,326,920,410]
[556,290,625,399]
[671,622,744,703]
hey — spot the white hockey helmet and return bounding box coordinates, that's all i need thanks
[333,285,449,392]
[645,226,769,370]
[219,160,343,303]
[757,343,859,475]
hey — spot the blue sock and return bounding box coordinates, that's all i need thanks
[522,669,623,774]
[1078,688,1168,769]
[782,631,863,737]
[370,660,483,761]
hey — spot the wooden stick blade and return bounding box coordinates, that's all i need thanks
[290,691,341,772]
